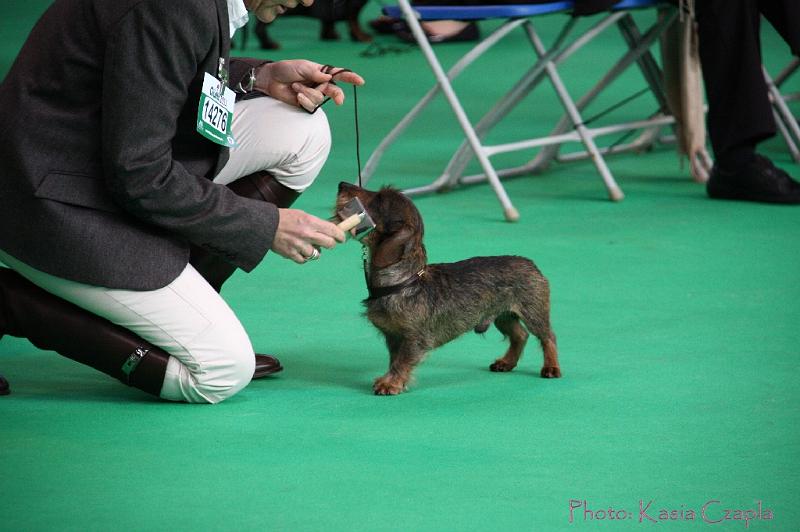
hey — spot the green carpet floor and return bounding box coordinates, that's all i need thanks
[2,2,799,531]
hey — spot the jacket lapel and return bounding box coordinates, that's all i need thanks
[214,0,231,62]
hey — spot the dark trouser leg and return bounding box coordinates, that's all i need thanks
[0,268,169,398]
[697,0,800,203]
[190,171,300,378]
[759,0,800,56]
[255,21,280,50]
[695,0,774,166]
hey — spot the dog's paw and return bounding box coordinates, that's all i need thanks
[540,366,561,378]
[373,375,405,395]
[490,359,516,372]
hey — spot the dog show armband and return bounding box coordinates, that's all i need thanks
[197,71,237,148]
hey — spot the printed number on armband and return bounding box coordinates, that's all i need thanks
[197,72,237,147]
[203,99,228,133]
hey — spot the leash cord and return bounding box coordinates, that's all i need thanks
[580,87,650,126]
[354,84,362,187]
[309,65,362,185]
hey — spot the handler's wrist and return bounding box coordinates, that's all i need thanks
[234,67,256,94]
[252,63,272,96]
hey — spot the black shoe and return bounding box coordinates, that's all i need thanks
[706,154,800,204]
[396,21,480,44]
[253,354,283,379]
[0,374,10,396]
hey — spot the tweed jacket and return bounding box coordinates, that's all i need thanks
[0,0,277,290]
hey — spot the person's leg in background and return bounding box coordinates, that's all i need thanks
[695,0,800,203]
[191,96,331,377]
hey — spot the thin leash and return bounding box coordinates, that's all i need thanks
[353,82,362,188]
[311,66,370,287]
[314,69,425,300]
[310,65,363,186]
[351,82,369,288]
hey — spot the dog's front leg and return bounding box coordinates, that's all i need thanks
[374,335,426,396]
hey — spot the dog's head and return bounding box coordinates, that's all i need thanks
[336,182,426,269]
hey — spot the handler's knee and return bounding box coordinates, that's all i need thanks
[162,328,255,404]
[215,97,332,192]
[193,340,255,404]
[268,105,331,192]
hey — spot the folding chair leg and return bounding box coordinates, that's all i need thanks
[440,19,580,185]
[528,18,625,200]
[773,109,800,163]
[530,11,676,185]
[764,65,800,164]
[549,67,626,201]
[397,0,519,221]
[361,18,527,186]
[446,14,635,183]
[774,58,799,89]
[617,13,671,114]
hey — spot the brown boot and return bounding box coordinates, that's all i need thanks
[191,171,300,378]
[0,268,169,397]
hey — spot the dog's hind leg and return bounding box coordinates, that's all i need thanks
[374,335,427,395]
[518,303,561,379]
[489,312,529,372]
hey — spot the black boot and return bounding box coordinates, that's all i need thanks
[0,268,169,397]
[191,171,301,378]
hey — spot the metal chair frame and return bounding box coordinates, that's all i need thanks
[764,58,800,164]
[362,0,678,221]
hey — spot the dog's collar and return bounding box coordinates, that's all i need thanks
[366,269,425,300]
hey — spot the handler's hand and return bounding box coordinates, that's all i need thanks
[271,208,346,264]
[254,60,365,112]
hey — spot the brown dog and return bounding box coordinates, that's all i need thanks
[336,182,561,395]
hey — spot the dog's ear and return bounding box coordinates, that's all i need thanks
[372,226,415,268]
[338,181,362,194]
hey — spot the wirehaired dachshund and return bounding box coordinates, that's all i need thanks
[336,182,561,395]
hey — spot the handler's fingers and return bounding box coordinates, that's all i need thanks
[293,83,326,108]
[319,82,346,105]
[300,68,333,86]
[296,92,318,113]
[300,242,319,260]
[289,251,307,264]
[330,70,365,87]
[309,232,338,250]
[311,219,346,246]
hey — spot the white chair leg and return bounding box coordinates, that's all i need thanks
[397,0,519,221]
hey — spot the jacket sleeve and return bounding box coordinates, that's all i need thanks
[229,56,272,102]
[101,0,277,272]
[229,57,269,90]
